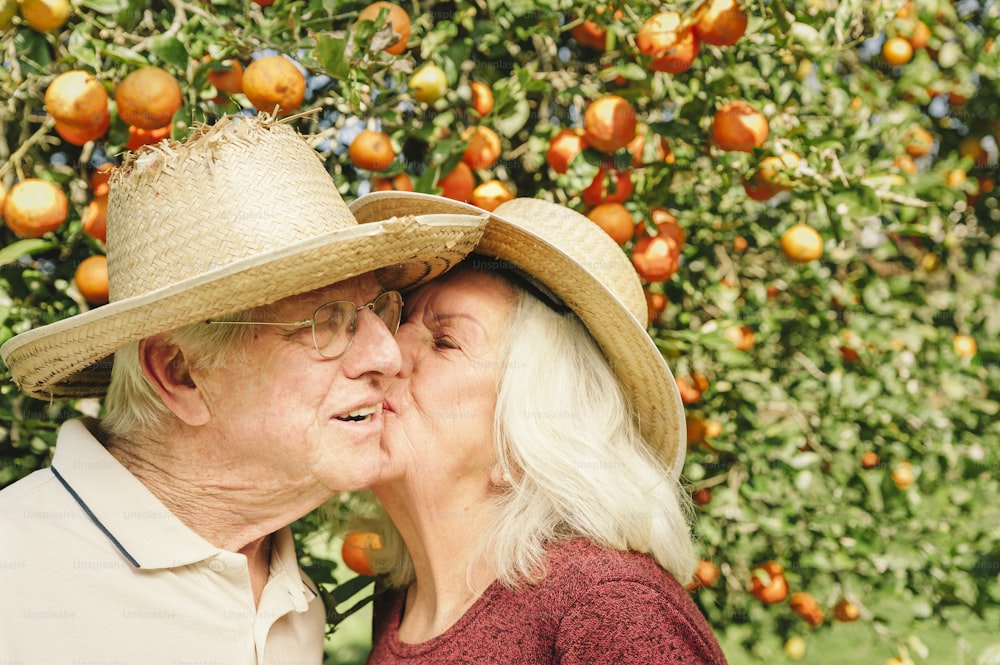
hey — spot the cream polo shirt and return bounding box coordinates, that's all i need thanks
[0,418,326,665]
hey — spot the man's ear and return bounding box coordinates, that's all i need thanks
[138,335,211,427]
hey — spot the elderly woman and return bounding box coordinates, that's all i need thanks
[348,193,728,664]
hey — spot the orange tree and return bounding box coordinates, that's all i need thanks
[1,0,999,662]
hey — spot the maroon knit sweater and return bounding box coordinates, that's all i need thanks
[368,539,728,664]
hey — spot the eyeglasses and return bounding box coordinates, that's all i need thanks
[206,291,403,359]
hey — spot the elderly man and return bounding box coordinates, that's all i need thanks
[0,115,485,663]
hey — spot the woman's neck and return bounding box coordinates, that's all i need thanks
[374,484,500,643]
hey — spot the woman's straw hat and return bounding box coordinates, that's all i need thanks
[348,192,685,478]
[1,116,487,399]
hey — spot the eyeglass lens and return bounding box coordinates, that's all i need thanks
[312,291,402,358]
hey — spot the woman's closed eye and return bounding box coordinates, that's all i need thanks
[433,335,459,350]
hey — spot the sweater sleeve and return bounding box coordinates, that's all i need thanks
[554,579,728,665]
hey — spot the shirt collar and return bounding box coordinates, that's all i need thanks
[51,418,222,569]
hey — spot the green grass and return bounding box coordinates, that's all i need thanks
[719,603,1000,665]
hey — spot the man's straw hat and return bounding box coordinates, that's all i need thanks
[1,116,487,399]
[349,192,685,478]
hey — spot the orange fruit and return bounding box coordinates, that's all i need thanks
[883,36,913,66]
[712,100,768,152]
[349,129,396,172]
[54,113,110,146]
[461,126,502,170]
[958,136,988,165]
[409,63,448,104]
[833,599,861,622]
[341,531,382,576]
[694,0,748,46]
[946,168,966,188]
[357,1,411,55]
[89,163,114,197]
[572,18,608,51]
[893,154,918,174]
[81,195,108,242]
[790,592,824,627]
[649,26,699,74]
[546,128,589,174]
[20,0,70,32]
[470,179,514,212]
[725,324,755,351]
[902,125,934,157]
[686,414,707,447]
[371,172,414,192]
[743,151,800,201]
[750,561,788,604]
[675,373,708,404]
[45,70,110,135]
[953,334,977,358]
[587,202,635,245]
[74,255,110,305]
[892,461,915,489]
[115,66,182,130]
[692,487,712,506]
[437,161,475,202]
[582,167,633,205]
[242,56,306,115]
[781,223,823,262]
[583,95,637,153]
[632,234,680,282]
[636,11,684,57]
[571,7,623,51]
[469,81,494,117]
[633,11,701,74]
[645,288,667,325]
[125,123,172,151]
[3,179,69,238]
[861,451,880,469]
[686,559,720,590]
[639,207,685,246]
[0,182,6,214]
[207,59,244,95]
[628,129,673,167]
[906,20,931,50]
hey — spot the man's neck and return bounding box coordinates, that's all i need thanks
[103,431,311,606]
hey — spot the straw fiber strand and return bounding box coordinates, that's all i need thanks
[107,117,356,302]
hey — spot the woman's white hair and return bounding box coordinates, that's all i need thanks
[364,268,697,588]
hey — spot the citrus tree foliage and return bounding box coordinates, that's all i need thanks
[1,0,999,662]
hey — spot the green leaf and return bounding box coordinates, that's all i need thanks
[67,28,103,70]
[0,240,57,268]
[149,35,189,72]
[313,34,352,81]
[828,184,882,218]
[330,574,375,605]
[77,0,129,12]
[494,97,530,138]
[102,43,150,67]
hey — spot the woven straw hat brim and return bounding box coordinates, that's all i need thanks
[1,213,486,400]
[348,192,685,478]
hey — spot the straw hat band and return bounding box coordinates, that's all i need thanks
[107,119,357,302]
